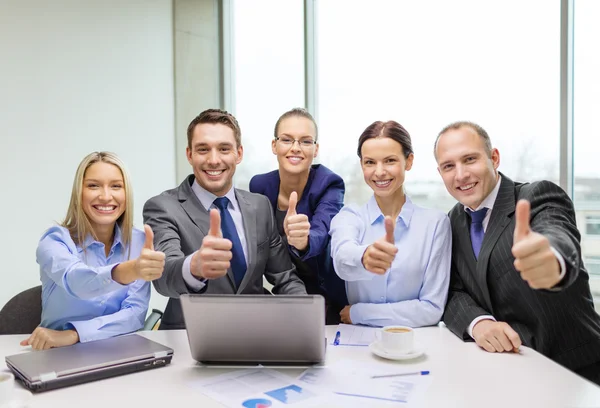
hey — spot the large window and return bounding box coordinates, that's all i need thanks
[574,0,600,300]
[586,257,600,277]
[232,0,305,189]
[316,0,561,209]
[585,216,600,237]
[230,1,599,308]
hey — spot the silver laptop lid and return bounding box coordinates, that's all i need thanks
[180,294,326,364]
[5,334,173,382]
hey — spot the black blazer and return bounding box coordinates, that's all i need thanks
[443,173,600,372]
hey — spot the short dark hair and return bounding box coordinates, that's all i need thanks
[434,121,492,159]
[274,108,319,141]
[357,121,413,159]
[187,109,242,148]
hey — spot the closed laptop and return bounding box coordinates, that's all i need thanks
[180,294,326,365]
[5,333,173,392]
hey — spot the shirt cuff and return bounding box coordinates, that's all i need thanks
[182,252,207,292]
[468,315,496,339]
[549,246,567,288]
[349,304,362,325]
[338,244,375,281]
[100,264,127,292]
[67,320,97,343]
[289,246,301,258]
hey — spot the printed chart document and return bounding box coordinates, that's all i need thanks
[191,367,329,407]
[331,324,377,346]
[297,359,432,404]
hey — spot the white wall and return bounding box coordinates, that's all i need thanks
[0,0,175,315]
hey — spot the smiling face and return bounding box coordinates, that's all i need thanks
[360,137,413,199]
[186,123,243,196]
[435,125,500,210]
[272,116,319,175]
[81,161,126,232]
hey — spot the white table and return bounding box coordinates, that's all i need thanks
[1,326,599,407]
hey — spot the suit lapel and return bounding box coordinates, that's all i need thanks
[265,172,280,212]
[178,176,236,290]
[236,190,257,293]
[456,210,476,263]
[476,174,516,311]
[178,175,208,231]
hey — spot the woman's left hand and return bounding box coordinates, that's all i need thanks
[20,327,79,350]
[340,305,353,324]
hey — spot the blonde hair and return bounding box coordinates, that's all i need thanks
[62,152,134,254]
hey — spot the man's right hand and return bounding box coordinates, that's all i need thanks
[361,216,398,275]
[472,319,522,353]
[191,209,233,280]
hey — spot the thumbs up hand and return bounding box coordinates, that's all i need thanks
[192,209,233,280]
[135,225,166,281]
[208,207,223,238]
[511,199,561,289]
[384,216,395,244]
[284,191,310,251]
[361,216,398,275]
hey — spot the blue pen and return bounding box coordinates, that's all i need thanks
[371,370,430,379]
[333,331,341,346]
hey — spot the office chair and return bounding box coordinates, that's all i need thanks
[142,309,163,331]
[0,285,42,335]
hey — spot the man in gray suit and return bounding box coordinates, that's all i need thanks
[435,121,600,385]
[143,109,307,330]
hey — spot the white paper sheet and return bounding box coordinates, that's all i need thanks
[190,367,329,407]
[332,324,377,346]
[297,359,432,404]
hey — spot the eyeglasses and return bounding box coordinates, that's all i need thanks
[275,136,317,148]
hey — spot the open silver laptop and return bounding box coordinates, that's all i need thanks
[5,333,173,392]
[180,294,326,365]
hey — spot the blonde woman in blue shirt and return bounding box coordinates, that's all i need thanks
[330,121,451,328]
[20,152,165,350]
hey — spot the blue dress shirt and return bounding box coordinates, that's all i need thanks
[330,195,452,327]
[36,225,150,342]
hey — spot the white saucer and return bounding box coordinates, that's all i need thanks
[369,340,425,361]
[0,389,33,408]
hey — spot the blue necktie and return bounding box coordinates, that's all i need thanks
[213,197,247,287]
[467,208,488,260]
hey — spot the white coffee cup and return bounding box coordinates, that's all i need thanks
[378,325,414,353]
[0,372,15,405]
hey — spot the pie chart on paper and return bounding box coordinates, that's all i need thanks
[241,398,272,408]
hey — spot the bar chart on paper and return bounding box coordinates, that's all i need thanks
[265,384,316,403]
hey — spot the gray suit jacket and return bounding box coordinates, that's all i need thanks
[443,173,600,373]
[143,175,307,329]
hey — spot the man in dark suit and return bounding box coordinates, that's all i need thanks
[143,109,306,329]
[434,121,600,385]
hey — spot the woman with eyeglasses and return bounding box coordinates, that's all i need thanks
[329,121,451,328]
[250,108,347,324]
[20,152,165,350]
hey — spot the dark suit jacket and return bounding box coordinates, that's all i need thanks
[443,173,600,372]
[249,164,348,307]
[250,164,348,306]
[143,175,307,330]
